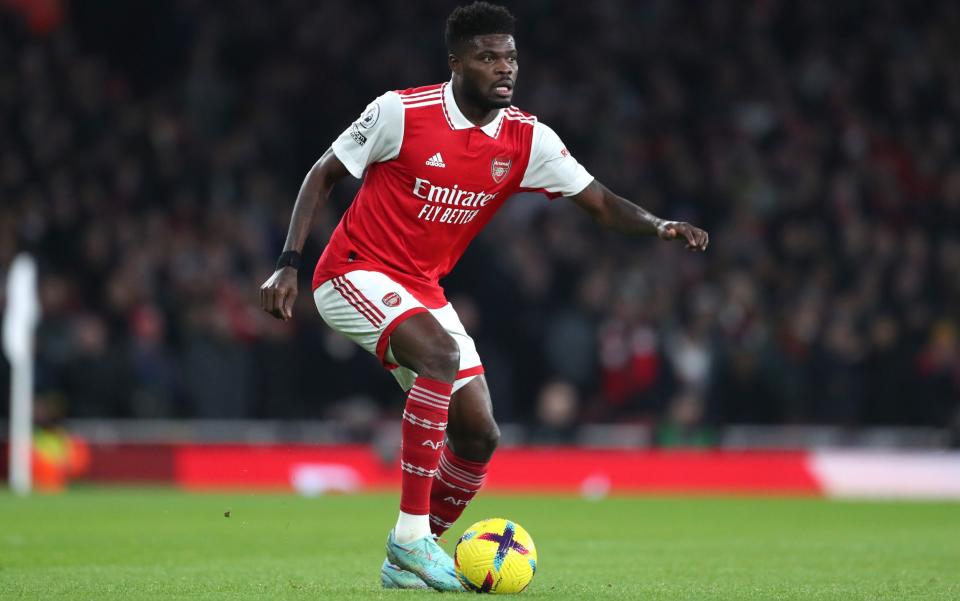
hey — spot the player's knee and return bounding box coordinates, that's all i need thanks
[417,334,460,382]
[458,420,499,461]
[478,422,500,457]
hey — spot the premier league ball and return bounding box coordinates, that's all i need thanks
[454,518,538,593]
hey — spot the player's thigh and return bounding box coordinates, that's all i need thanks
[390,302,485,392]
[313,270,429,363]
[431,303,484,382]
[388,312,461,376]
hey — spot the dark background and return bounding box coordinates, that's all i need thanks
[1,0,958,441]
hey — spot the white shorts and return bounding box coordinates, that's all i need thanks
[313,270,484,392]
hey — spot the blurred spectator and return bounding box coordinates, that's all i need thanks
[915,320,960,425]
[58,314,134,417]
[30,392,91,492]
[655,391,715,448]
[128,304,180,417]
[530,380,580,444]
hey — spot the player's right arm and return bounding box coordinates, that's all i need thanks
[260,149,350,320]
[260,92,404,320]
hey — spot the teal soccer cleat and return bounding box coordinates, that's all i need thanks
[385,530,465,592]
[380,557,430,589]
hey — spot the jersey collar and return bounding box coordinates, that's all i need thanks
[442,81,504,138]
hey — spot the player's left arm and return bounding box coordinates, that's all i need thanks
[523,122,708,251]
[569,180,709,251]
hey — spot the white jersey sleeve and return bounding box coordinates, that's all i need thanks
[330,91,404,178]
[520,121,594,197]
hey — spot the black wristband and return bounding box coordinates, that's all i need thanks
[276,250,302,271]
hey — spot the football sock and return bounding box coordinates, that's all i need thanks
[429,446,489,536]
[396,376,453,543]
[394,511,432,545]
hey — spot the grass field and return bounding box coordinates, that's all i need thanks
[1,489,958,600]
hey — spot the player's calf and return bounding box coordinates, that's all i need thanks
[429,446,489,536]
[396,375,454,543]
[448,421,500,462]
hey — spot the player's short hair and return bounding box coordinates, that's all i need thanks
[445,2,516,54]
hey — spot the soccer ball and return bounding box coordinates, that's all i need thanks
[454,518,538,593]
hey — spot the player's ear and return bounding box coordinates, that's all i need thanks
[448,52,462,75]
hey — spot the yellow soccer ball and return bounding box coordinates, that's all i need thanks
[454,518,538,593]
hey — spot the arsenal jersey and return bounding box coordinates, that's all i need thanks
[313,81,594,308]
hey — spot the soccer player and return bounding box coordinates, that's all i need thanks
[260,1,708,591]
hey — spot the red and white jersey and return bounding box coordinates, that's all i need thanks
[313,81,594,308]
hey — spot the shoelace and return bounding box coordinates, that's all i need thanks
[422,535,451,567]
[398,534,451,570]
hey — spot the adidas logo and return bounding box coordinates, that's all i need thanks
[424,153,446,168]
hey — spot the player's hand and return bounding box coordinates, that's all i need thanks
[259,267,298,320]
[657,221,709,251]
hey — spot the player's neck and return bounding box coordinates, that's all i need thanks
[451,82,499,128]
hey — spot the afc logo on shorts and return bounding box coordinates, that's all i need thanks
[491,156,512,183]
[382,292,401,307]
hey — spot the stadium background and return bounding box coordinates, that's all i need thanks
[1,2,959,600]
[1,0,959,490]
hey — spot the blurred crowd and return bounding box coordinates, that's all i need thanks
[2,0,959,440]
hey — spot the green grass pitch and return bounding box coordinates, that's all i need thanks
[1,489,958,600]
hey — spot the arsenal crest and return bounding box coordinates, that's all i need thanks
[491,156,512,183]
[382,292,401,307]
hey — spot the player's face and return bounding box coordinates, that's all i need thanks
[454,34,518,110]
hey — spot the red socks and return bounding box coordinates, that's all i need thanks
[429,445,488,536]
[399,377,453,515]
[398,375,490,532]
